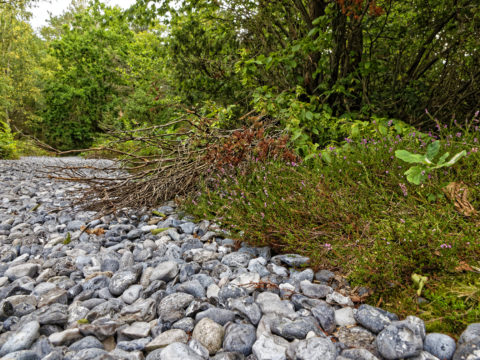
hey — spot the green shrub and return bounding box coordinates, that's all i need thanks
[0,121,18,159]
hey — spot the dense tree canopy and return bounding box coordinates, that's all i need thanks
[1,0,478,151]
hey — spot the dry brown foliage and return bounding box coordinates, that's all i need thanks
[46,112,297,215]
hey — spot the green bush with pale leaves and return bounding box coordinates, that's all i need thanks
[0,121,17,159]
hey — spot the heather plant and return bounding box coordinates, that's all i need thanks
[184,116,480,334]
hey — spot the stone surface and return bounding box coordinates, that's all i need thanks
[192,318,225,355]
[252,335,288,360]
[146,329,189,351]
[223,323,256,356]
[0,321,40,356]
[424,333,456,360]
[376,321,424,360]
[355,304,398,334]
[294,337,337,360]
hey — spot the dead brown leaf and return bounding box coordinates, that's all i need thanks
[455,261,474,273]
[443,182,477,217]
[80,226,105,236]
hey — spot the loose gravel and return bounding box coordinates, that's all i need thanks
[0,157,477,360]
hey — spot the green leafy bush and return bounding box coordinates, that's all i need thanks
[0,121,17,159]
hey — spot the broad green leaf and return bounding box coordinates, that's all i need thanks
[395,150,426,164]
[378,124,387,136]
[426,141,440,162]
[305,111,314,121]
[321,150,332,164]
[444,150,466,166]
[351,124,360,137]
[405,166,426,185]
[292,44,301,52]
[436,152,450,167]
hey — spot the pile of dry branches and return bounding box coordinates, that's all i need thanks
[46,112,297,215]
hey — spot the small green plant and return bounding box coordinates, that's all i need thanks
[412,273,428,296]
[152,211,166,218]
[151,228,169,235]
[63,232,71,245]
[395,141,466,185]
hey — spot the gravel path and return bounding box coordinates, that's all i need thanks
[0,157,477,360]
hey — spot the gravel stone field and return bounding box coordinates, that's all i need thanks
[0,157,478,360]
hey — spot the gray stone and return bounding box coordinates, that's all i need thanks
[270,316,320,340]
[101,258,119,273]
[152,342,203,360]
[376,321,424,360]
[188,339,209,359]
[453,339,480,360]
[68,335,104,351]
[290,269,314,283]
[38,287,68,307]
[222,252,252,268]
[459,323,480,345]
[117,337,151,351]
[0,350,40,360]
[78,319,121,340]
[177,280,205,299]
[410,351,440,360]
[109,349,144,360]
[82,275,110,292]
[120,321,151,338]
[266,264,288,277]
[337,326,376,352]
[255,292,296,320]
[5,264,39,281]
[127,229,143,240]
[229,297,262,325]
[192,317,224,355]
[341,348,379,360]
[315,269,335,283]
[354,304,398,334]
[299,280,333,298]
[86,299,123,322]
[67,220,84,232]
[248,258,270,277]
[146,329,189,351]
[121,284,143,304]
[180,222,196,234]
[294,337,337,360]
[172,317,195,333]
[70,348,113,360]
[118,298,156,323]
[196,308,235,326]
[271,254,310,267]
[335,307,356,326]
[424,333,456,360]
[151,261,179,282]
[157,292,194,323]
[48,328,82,346]
[108,266,142,296]
[0,321,39,356]
[311,301,336,334]
[326,291,354,306]
[223,323,256,356]
[252,335,287,360]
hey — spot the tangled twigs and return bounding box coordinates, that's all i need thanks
[45,113,297,215]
